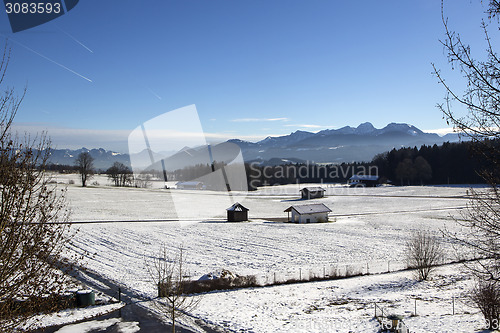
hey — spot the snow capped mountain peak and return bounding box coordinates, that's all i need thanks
[355,122,376,134]
[257,131,315,147]
[334,126,356,135]
[380,123,423,136]
[289,130,314,138]
[259,136,273,143]
[228,139,248,144]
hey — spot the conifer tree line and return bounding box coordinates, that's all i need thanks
[244,140,489,188]
[372,140,490,186]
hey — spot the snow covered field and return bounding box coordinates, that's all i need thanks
[190,264,482,333]
[56,177,485,332]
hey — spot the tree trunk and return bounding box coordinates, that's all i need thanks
[171,306,176,333]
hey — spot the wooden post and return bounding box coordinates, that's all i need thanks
[452,296,455,315]
[387,260,390,272]
[374,302,377,318]
[299,268,302,280]
[274,272,276,284]
[323,266,326,278]
[367,262,369,274]
[414,298,417,316]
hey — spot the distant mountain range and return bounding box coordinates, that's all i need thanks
[47,148,130,170]
[229,122,460,165]
[46,122,461,169]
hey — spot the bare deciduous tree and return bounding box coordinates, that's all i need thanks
[106,162,132,187]
[0,46,75,331]
[406,230,443,281]
[433,0,500,177]
[395,158,416,186]
[433,1,500,324]
[145,246,199,333]
[134,172,152,188]
[414,156,432,185]
[447,187,500,281]
[75,152,94,187]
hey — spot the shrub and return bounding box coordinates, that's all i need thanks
[406,230,443,281]
[183,274,259,294]
[471,280,500,329]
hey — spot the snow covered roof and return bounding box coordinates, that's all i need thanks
[198,269,237,281]
[284,203,331,215]
[300,187,325,192]
[226,202,249,212]
[349,175,379,181]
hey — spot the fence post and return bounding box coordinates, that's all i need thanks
[274,272,276,284]
[367,262,369,274]
[387,260,390,272]
[374,302,376,318]
[414,298,417,316]
[299,268,301,280]
[323,266,326,278]
[452,296,455,315]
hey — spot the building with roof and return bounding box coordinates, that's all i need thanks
[284,203,331,223]
[226,202,249,222]
[348,175,379,187]
[300,187,325,199]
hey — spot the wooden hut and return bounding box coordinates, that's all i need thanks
[226,202,249,222]
[300,187,325,199]
[348,175,379,187]
[284,203,331,223]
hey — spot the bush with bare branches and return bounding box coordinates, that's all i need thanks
[405,230,443,281]
[471,280,500,329]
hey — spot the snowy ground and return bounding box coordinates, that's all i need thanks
[52,318,139,333]
[26,303,126,332]
[52,177,488,332]
[189,264,482,333]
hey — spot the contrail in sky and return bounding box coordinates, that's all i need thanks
[1,35,92,82]
[144,85,162,100]
[57,27,94,53]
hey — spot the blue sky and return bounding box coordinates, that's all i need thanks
[0,0,491,151]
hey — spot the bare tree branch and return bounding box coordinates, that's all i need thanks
[144,245,200,333]
[0,45,76,331]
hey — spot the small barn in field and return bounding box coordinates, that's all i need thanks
[300,187,325,199]
[284,203,331,223]
[226,202,249,222]
[348,175,379,187]
[176,181,204,190]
